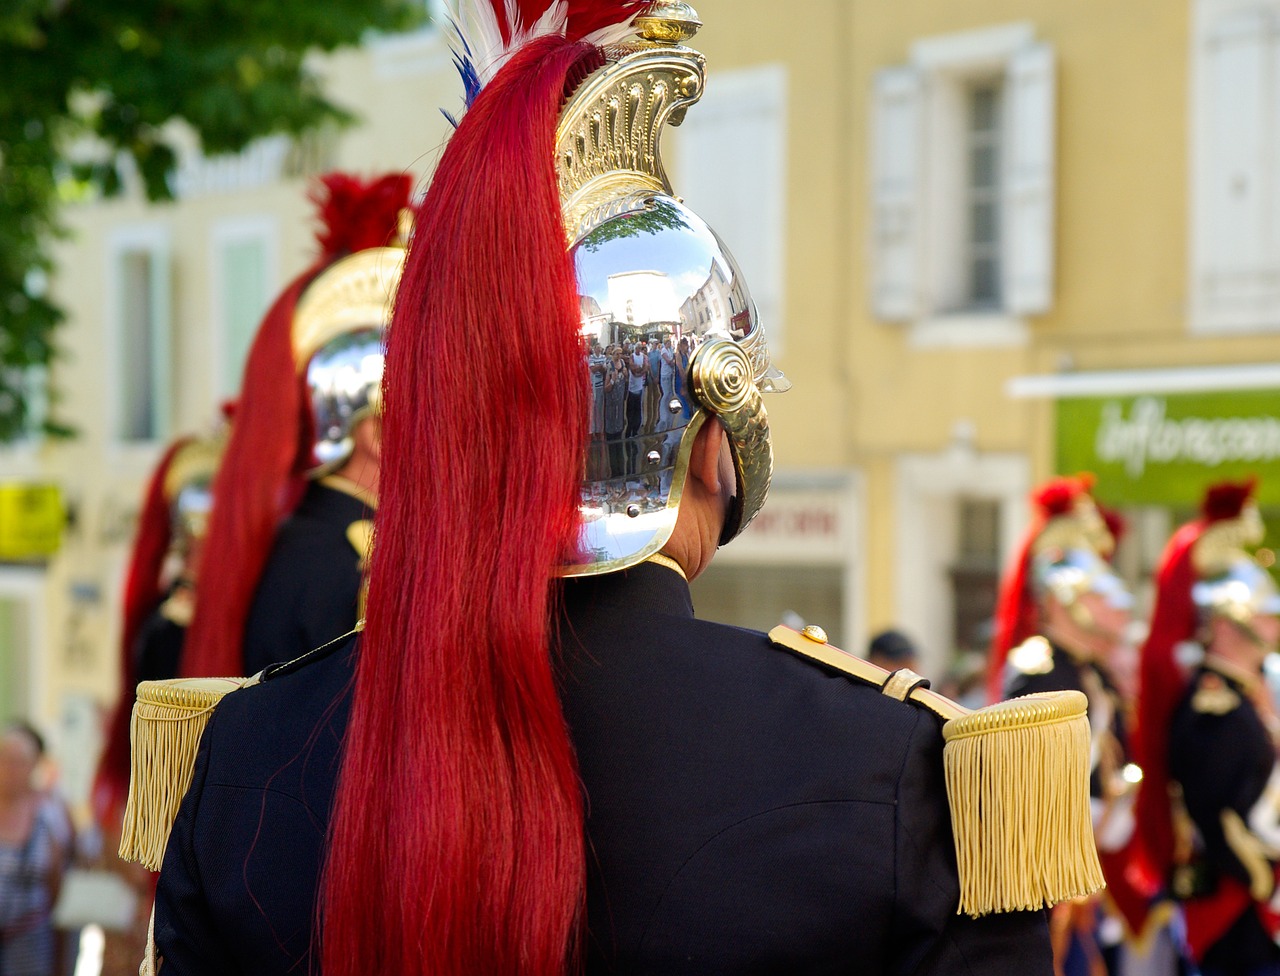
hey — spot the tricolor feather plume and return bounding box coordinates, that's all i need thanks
[443,0,649,112]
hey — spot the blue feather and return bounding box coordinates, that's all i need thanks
[448,18,485,109]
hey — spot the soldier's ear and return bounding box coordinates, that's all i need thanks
[688,418,727,497]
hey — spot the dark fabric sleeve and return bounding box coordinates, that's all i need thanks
[153,707,241,975]
[890,710,1053,976]
[243,532,361,676]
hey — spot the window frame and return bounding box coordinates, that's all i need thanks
[105,223,173,449]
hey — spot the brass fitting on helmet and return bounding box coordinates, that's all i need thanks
[559,5,788,575]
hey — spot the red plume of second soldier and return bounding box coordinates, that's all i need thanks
[181,173,411,680]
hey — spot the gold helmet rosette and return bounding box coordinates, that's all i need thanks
[563,3,789,575]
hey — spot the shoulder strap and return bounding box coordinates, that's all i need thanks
[767,625,964,721]
[768,624,1104,917]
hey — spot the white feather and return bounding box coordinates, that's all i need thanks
[581,18,643,50]
[445,0,642,104]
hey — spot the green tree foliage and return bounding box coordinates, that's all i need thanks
[0,0,421,442]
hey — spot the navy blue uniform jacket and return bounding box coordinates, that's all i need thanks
[156,562,1052,973]
[241,479,371,676]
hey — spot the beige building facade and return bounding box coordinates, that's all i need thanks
[3,0,1280,801]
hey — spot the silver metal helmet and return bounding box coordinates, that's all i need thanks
[163,433,226,545]
[558,5,788,575]
[291,245,404,476]
[1193,556,1280,628]
[1030,547,1133,612]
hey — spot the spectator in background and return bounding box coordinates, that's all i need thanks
[0,721,69,976]
[866,629,921,674]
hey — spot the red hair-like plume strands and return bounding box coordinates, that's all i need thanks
[91,438,190,829]
[322,37,593,976]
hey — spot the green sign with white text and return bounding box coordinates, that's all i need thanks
[1056,390,1280,507]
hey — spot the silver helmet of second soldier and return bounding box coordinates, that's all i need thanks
[292,242,405,475]
[561,6,788,574]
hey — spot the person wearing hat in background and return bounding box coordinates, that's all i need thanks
[866,628,921,674]
[1127,479,1273,975]
[1167,544,1280,976]
[86,418,230,975]
[993,475,1147,975]
[179,173,411,681]
[126,3,1108,973]
[1132,480,1266,899]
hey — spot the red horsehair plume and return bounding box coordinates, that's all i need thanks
[1201,476,1258,522]
[444,0,650,102]
[1032,472,1095,518]
[311,173,414,262]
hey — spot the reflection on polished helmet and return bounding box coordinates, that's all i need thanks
[1031,547,1133,612]
[292,243,404,475]
[1194,556,1280,630]
[561,4,789,574]
[162,432,227,546]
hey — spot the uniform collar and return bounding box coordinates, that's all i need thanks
[1202,654,1264,695]
[562,559,695,620]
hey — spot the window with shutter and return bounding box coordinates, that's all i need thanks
[871,68,925,321]
[675,64,789,353]
[868,23,1055,344]
[1192,1,1280,332]
[1004,43,1056,315]
[212,217,278,398]
[108,227,173,444]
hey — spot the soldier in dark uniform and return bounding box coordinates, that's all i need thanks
[125,5,1103,974]
[180,173,408,680]
[1167,553,1280,976]
[92,428,225,829]
[993,477,1152,973]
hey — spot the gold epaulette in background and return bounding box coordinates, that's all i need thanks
[768,625,1105,918]
[118,676,255,871]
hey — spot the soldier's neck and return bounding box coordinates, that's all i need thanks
[330,452,380,504]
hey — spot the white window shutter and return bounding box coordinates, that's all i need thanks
[1193,8,1277,329]
[870,67,924,321]
[676,65,788,352]
[1003,43,1056,316]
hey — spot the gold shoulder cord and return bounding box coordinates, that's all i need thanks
[768,625,1104,918]
[117,676,259,872]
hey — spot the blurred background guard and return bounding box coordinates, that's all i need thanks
[865,628,921,673]
[0,722,70,976]
[1165,549,1280,976]
[994,475,1153,976]
[82,419,227,976]
[987,473,1114,704]
[1133,479,1266,911]
[131,2,1105,973]
[179,172,411,680]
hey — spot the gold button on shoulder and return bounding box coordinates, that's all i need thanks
[800,624,828,644]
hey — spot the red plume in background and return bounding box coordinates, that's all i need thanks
[312,173,413,260]
[1132,475,1260,892]
[1201,476,1258,522]
[1032,472,1094,518]
[91,437,192,829]
[181,172,412,680]
[985,473,1097,701]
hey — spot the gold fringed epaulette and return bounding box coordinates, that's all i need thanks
[118,676,255,871]
[767,625,1105,917]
